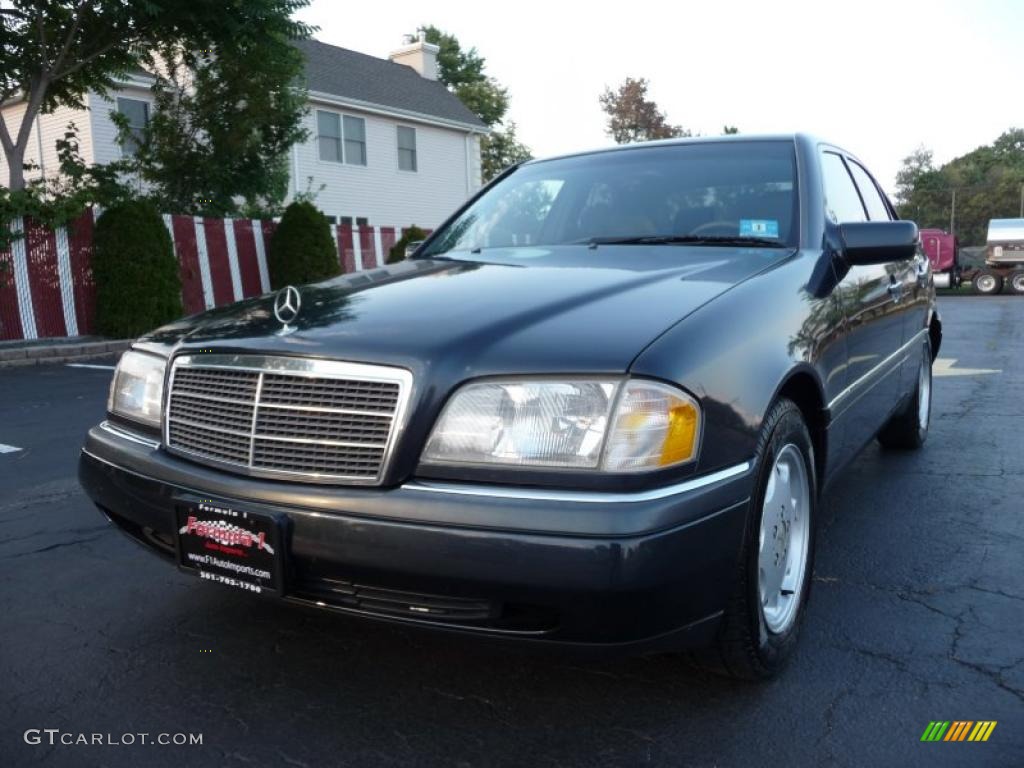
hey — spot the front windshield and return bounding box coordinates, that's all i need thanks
[422,140,799,257]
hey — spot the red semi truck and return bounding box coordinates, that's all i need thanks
[920,228,960,289]
[921,219,1024,295]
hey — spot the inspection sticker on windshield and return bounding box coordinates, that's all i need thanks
[740,219,779,238]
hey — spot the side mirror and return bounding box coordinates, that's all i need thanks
[405,240,424,259]
[839,221,918,265]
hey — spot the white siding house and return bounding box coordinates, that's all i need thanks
[292,103,482,226]
[0,71,156,185]
[288,38,486,227]
[1,38,486,228]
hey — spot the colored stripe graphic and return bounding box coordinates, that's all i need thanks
[921,720,996,742]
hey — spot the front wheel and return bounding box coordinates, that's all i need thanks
[877,337,932,450]
[703,398,817,680]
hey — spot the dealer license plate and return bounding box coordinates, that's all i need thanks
[175,500,286,596]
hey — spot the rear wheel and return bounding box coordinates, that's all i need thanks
[1008,270,1024,295]
[878,337,932,450]
[974,270,1004,295]
[702,398,817,680]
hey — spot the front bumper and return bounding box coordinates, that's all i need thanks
[79,423,754,651]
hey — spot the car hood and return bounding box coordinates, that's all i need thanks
[142,245,791,376]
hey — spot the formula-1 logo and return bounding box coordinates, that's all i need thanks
[179,517,275,555]
[920,721,997,742]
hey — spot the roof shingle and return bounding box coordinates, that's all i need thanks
[295,39,485,130]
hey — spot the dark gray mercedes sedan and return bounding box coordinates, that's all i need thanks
[80,134,940,678]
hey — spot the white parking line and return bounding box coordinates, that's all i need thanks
[0,443,22,454]
[66,363,116,370]
[933,358,1001,377]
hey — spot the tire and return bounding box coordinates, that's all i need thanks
[1009,270,1024,295]
[973,270,1004,295]
[701,398,817,680]
[877,337,932,450]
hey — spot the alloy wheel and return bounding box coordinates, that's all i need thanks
[758,443,811,634]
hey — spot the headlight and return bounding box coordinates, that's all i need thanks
[422,378,700,472]
[108,350,167,428]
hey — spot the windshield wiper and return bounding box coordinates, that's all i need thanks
[578,235,788,248]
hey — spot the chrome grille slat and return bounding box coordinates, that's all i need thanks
[164,355,411,484]
[167,390,260,407]
[253,434,386,448]
[256,401,394,417]
[168,416,253,438]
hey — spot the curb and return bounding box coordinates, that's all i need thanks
[0,340,132,368]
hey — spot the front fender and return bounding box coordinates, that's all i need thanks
[629,250,842,476]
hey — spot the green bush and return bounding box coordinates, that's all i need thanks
[387,225,428,264]
[92,200,183,338]
[267,201,340,288]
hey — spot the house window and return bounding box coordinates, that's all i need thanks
[317,110,342,162]
[397,126,417,171]
[318,111,367,165]
[344,116,366,166]
[356,217,369,227]
[340,216,353,226]
[117,97,149,156]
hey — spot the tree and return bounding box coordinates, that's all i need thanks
[118,36,308,216]
[894,146,935,208]
[416,25,508,127]
[481,121,533,181]
[413,25,531,181]
[599,77,688,144]
[897,129,1024,245]
[0,0,311,191]
[722,125,739,135]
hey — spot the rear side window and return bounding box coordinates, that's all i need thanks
[847,161,891,221]
[821,152,867,224]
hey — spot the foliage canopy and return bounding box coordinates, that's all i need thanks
[599,77,689,144]
[897,129,1024,245]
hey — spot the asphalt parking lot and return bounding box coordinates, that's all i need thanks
[1,295,1022,768]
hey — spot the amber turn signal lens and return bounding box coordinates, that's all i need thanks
[660,401,700,465]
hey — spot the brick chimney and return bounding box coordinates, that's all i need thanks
[388,31,440,80]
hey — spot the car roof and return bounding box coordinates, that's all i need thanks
[522,133,834,166]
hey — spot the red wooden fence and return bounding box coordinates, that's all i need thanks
[0,211,431,341]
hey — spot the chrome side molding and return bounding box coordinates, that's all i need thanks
[402,461,753,504]
[827,328,929,414]
[100,420,161,449]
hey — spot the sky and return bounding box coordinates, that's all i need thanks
[297,0,1024,194]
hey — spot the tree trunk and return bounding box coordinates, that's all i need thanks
[2,75,48,192]
[4,142,27,191]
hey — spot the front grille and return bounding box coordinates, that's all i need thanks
[165,355,411,484]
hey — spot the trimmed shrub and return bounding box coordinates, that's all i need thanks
[267,201,340,288]
[387,225,428,264]
[92,200,183,338]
